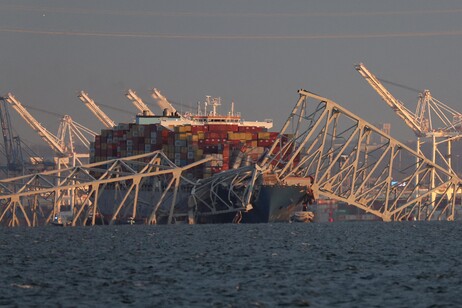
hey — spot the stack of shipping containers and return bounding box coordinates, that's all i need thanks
[90,122,281,179]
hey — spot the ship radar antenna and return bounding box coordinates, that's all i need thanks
[210,97,221,116]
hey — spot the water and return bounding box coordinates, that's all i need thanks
[1,222,461,307]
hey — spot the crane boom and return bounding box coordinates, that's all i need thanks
[3,93,67,155]
[78,91,116,128]
[355,63,424,137]
[125,89,154,116]
[151,88,177,115]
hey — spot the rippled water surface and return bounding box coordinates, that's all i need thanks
[1,222,461,307]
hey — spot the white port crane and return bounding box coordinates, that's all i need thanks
[355,63,462,204]
[355,63,462,170]
[151,88,177,115]
[3,93,96,167]
[78,91,116,128]
[355,63,462,139]
[0,98,24,175]
[125,89,155,116]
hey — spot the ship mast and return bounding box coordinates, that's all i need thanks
[204,96,221,116]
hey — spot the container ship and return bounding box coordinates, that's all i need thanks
[89,96,312,224]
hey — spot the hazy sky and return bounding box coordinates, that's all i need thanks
[1,0,462,149]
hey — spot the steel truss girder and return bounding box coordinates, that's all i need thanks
[189,165,257,219]
[261,90,462,221]
[0,151,210,226]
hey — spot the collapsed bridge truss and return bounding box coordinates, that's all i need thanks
[260,90,462,221]
[188,90,462,222]
[0,151,210,227]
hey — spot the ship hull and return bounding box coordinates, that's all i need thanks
[242,185,307,223]
[95,184,308,224]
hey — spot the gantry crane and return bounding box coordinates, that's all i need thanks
[355,63,462,207]
[78,91,116,128]
[0,98,24,175]
[355,63,462,138]
[355,63,462,174]
[0,97,52,176]
[2,93,96,168]
[125,89,154,116]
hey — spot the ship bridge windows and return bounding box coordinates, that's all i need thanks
[207,118,240,123]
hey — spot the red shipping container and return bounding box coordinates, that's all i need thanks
[204,138,215,145]
[191,125,204,134]
[228,125,239,132]
[208,132,220,139]
[237,126,247,132]
[161,130,170,138]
